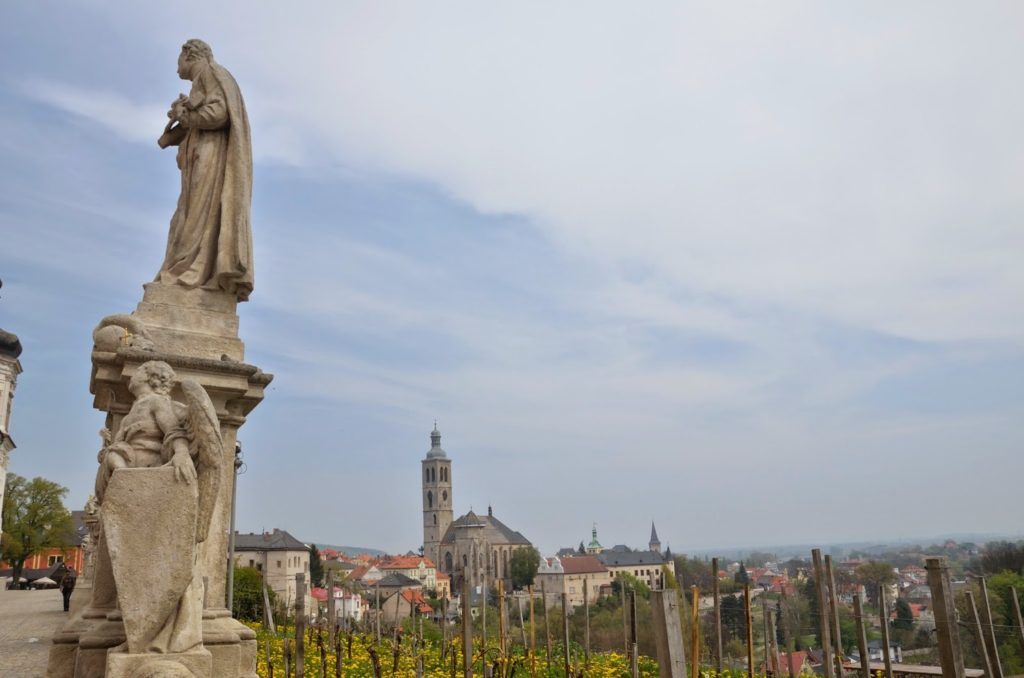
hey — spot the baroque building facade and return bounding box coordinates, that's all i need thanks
[0,329,23,538]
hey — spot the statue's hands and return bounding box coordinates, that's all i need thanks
[170,451,197,484]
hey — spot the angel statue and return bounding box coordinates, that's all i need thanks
[94,360,221,666]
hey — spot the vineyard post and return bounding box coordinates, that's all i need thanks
[811,549,835,678]
[979,577,1005,678]
[584,577,591,669]
[498,579,507,666]
[375,583,381,644]
[442,596,448,661]
[481,571,488,677]
[650,589,686,677]
[761,595,771,676]
[851,593,870,678]
[878,586,894,678]
[517,593,528,648]
[528,585,537,678]
[925,558,965,678]
[768,603,781,677]
[295,572,306,678]
[825,554,844,676]
[630,589,639,678]
[327,569,335,649]
[561,592,571,678]
[744,584,753,678]
[264,582,277,633]
[461,577,473,678]
[712,557,723,674]
[621,576,629,655]
[692,586,701,678]
[543,580,552,674]
[965,589,993,678]
[284,636,292,678]
[1012,587,1024,658]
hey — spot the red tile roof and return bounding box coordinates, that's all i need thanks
[400,588,433,614]
[379,555,436,570]
[559,556,607,574]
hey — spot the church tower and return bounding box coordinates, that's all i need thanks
[422,423,453,567]
[649,521,661,554]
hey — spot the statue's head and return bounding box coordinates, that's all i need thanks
[129,360,176,397]
[177,39,213,80]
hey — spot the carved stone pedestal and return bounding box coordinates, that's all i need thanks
[106,649,212,678]
[47,284,271,678]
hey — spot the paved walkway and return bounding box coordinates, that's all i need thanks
[0,587,67,677]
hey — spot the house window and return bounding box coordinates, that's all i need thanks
[277,560,282,568]
[256,563,262,572]
[249,559,255,568]
[427,491,433,508]
[48,555,64,566]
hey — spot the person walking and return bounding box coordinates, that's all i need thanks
[60,571,76,612]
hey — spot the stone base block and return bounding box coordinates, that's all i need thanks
[106,649,212,678]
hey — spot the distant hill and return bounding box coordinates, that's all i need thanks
[313,543,387,558]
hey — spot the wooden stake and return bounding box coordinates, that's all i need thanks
[630,590,639,678]
[712,557,723,674]
[744,584,754,678]
[851,593,870,678]
[498,580,507,667]
[692,586,702,678]
[561,592,571,678]
[966,589,993,678]
[296,573,306,678]
[761,595,771,676]
[284,636,292,678]
[651,589,686,678]
[768,604,781,678]
[542,580,552,674]
[621,576,630,656]
[375,582,381,644]
[925,558,965,678]
[878,586,894,678]
[584,578,591,669]
[811,549,836,678]
[461,578,473,678]
[825,555,844,676]
[528,585,537,678]
[979,577,1005,678]
[1011,587,1024,659]
[326,569,336,649]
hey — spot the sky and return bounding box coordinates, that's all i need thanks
[1,2,1023,557]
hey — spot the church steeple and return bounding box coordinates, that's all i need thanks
[422,422,453,568]
[649,521,661,553]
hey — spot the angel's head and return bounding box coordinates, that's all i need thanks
[129,360,176,397]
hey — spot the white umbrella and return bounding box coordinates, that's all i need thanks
[33,577,57,586]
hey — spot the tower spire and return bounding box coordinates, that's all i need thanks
[649,521,661,553]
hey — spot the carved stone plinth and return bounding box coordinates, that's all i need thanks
[47,284,271,678]
[106,649,212,678]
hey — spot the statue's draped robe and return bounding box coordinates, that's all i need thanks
[157,61,253,302]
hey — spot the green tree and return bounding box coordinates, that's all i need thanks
[0,473,74,584]
[661,564,678,589]
[510,547,541,590]
[734,561,750,585]
[892,598,914,631]
[674,556,714,591]
[232,566,275,621]
[309,543,324,587]
[856,561,896,606]
[980,541,1024,575]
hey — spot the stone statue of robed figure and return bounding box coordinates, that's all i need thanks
[158,39,253,303]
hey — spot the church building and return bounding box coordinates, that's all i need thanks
[421,424,532,593]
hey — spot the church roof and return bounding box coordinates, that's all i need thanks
[234,529,307,552]
[440,510,531,546]
[597,549,671,567]
[425,423,447,459]
[649,521,660,545]
[0,329,22,359]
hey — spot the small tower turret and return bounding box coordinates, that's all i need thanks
[422,422,453,567]
[649,521,661,554]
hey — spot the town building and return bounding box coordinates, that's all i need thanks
[378,555,439,591]
[595,522,676,589]
[0,328,23,537]
[535,555,612,608]
[420,425,533,591]
[11,510,89,574]
[233,528,310,607]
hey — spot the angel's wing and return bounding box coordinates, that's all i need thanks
[181,380,222,543]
